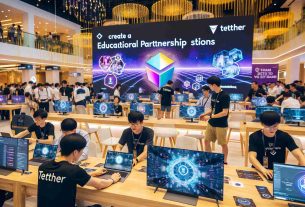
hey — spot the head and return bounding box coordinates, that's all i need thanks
[283,92,292,100]
[290,83,297,92]
[202,85,210,97]
[60,133,86,162]
[128,111,144,134]
[167,80,173,87]
[260,111,281,137]
[269,82,275,88]
[113,96,121,104]
[115,84,121,90]
[61,118,77,136]
[174,88,181,93]
[33,109,48,127]
[55,83,60,88]
[284,84,290,92]
[28,81,33,85]
[62,80,67,87]
[207,76,221,92]
[183,89,189,94]
[266,96,275,106]
[251,81,259,90]
[25,92,31,98]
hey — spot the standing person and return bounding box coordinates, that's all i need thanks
[199,76,230,164]
[8,24,15,43]
[281,92,300,112]
[38,133,121,207]
[196,85,212,112]
[36,84,51,112]
[52,83,61,111]
[267,82,278,97]
[0,21,3,42]
[16,25,22,45]
[24,81,34,95]
[158,80,174,119]
[60,80,73,101]
[74,82,87,113]
[113,84,121,97]
[290,83,302,99]
[82,83,91,104]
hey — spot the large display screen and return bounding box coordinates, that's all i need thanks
[255,106,281,118]
[93,16,254,96]
[274,163,305,204]
[54,101,72,113]
[93,102,115,115]
[130,103,153,116]
[0,136,28,171]
[12,95,25,104]
[147,146,224,200]
[283,108,305,122]
[180,106,204,119]
[104,151,133,172]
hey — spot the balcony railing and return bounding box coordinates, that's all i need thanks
[254,17,305,50]
[0,31,83,56]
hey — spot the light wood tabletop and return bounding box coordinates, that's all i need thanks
[0,104,23,122]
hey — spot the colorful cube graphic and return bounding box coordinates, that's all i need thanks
[146,53,174,88]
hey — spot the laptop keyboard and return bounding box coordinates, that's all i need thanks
[107,169,129,178]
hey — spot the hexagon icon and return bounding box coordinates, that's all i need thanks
[99,56,112,71]
[195,74,204,83]
[192,82,201,91]
[104,74,117,89]
[183,81,191,89]
[221,63,240,78]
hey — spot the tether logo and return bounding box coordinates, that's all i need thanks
[209,25,218,34]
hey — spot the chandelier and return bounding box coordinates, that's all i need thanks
[112,3,149,24]
[63,0,106,26]
[182,11,214,20]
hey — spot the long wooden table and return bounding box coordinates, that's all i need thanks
[0,104,23,122]
[2,157,300,207]
[243,122,305,166]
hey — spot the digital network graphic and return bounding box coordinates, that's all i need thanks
[147,146,224,200]
[180,106,204,118]
[34,144,58,159]
[105,151,133,172]
[298,175,305,194]
[212,48,243,78]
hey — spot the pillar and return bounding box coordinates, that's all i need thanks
[290,0,304,23]
[22,13,35,48]
[285,57,301,84]
[46,70,60,84]
[67,68,84,84]
[22,67,36,83]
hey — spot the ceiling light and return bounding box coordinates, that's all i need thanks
[45,22,49,25]
[274,3,277,5]
[7,10,10,12]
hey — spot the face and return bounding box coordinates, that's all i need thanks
[130,121,143,134]
[34,117,46,127]
[114,97,119,104]
[72,149,83,162]
[263,123,279,137]
[203,89,209,97]
[251,83,258,90]
[208,84,216,92]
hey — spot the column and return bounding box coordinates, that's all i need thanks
[285,57,301,84]
[22,13,35,48]
[67,68,84,84]
[22,67,36,83]
[290,0,304,23]
[46,70,60,84]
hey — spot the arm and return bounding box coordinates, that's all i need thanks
[249,151,273,178]
[85,175,119,190]
[291,148,305,166]
[37,135,54,145]
[14,130,30,138]
[135,145,148,163]
[211,108,229,119]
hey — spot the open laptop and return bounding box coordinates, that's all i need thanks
[98,151,133,182]
[29,143,58,166]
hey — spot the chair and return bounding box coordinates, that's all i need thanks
[76,105,99,142]
[292,136,305,154]
[97,127,120,158]
[154,123,178,148]
[88,140,98,157]
[175,135,198,151]
[185,130,205,151]
[11,113,34,137]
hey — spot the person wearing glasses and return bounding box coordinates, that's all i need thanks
[249,111,305,180]
[116,111,154,167]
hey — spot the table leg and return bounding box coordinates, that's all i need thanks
[9,110,13,122]
[13,183,25,207]
[244,130,249,166]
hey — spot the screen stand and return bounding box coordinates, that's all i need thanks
[58,112,68,115]
[186,118,199,123]
[96,114,110,118]
[163,190,198,206]
[144,115,149,120]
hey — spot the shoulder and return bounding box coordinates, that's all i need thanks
[250,130,261,139]
[46,122,54,128]
[143,127,154,134]
[122,128,132,134]
[276,130,291,139]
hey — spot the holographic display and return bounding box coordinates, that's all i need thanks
[251,97,267,107]
[255,106,281,118]
[283,108,305,122]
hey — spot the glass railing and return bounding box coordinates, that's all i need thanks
[0,31,83,57]
[254,17,305,50]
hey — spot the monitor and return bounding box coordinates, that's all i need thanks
[147,145,224,200]
[251,97,267,107]
[0,95,7,104]
[229,93,244,102]
[104,151,133,172]
[125,93,139,102]
[130,103,153,116]
[97,92,110,101]
[54,101,72,113]
[175,94,189,103]
[93,102,114,115]
[283,108,305,122]
[12,95,25,104]
[274,163,305,204]
[179,106,204,119]
[255,106,281,118]
[0,136,28,171]
[33,143,58,160]
[150,93,160,103]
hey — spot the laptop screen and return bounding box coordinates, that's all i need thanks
[33,143,58,160]
[104,151,133,172]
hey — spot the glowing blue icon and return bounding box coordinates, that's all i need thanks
[298,175,305,194]
[221,63,240,78]
[192,82,201,91]
[195,75,204,83]
[115,155,123,164]
[229,48,243,63]
[42,147,49,155]
[187,106,197,117]
[99,103,108,114]
[183,81,191,89]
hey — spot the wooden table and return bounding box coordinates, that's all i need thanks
[47,113,207,131]
[3,157,299,207]
[0,104,23,122]
[243,122,305,166]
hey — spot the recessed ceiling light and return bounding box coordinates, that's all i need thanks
[45,22,48,24]
[274,3,276,5]
[39,22,41,24]
[5,16,7,18]
[7,10,10,12]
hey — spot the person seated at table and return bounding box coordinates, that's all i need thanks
[117,111,154,167]
[113,96,123,116]
[14,109,54,144]
[183,89,195,99]
[249,111,305,180]
[300,96,305,109]
[245,81,267,102]
[38,133,121,207]
[281,92,300,113]
[174,87,181,95]
[196,85,211,112]
[266,96,280,107]
[54,118,89,162]
[275,84,290,105]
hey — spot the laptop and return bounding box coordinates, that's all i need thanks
[98,151,133,182]
[0,132,11,137]
[29,143,58,166]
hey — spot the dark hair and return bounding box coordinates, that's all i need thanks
[290,83,297,89]
[115,84,121,89]
[260,111,281,126]
[60,134,87,156]
[55,83,60,87]
[33,109,48,119]
[266,96,275,104]
[300,95,305,102]
[62,80,67,84]
[207,76,221,86]
[283,92,292,98]
[28,81,33,84]
[25,92,31,98]
[167,80,173,85]
[174,87,180,92]
[252,81,258,85]
[202,85,210,91]
[113,96,121,103]
[284,84,290,90]
[128,111,144,123]
[61,118,77,132]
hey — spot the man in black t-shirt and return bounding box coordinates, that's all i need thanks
[14,109,55,144]
[290,83,302,99]
[245,81,267,102]
[59,80,73,101]
[158,80,174,119]
[249,111,305,180]
[199,76,230,164]
[117,111,154,167]
[38,134,121,207]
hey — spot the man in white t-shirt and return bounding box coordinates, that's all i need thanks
[268,82,278,97]
[281,92,300,113]
[24,81,33,95]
